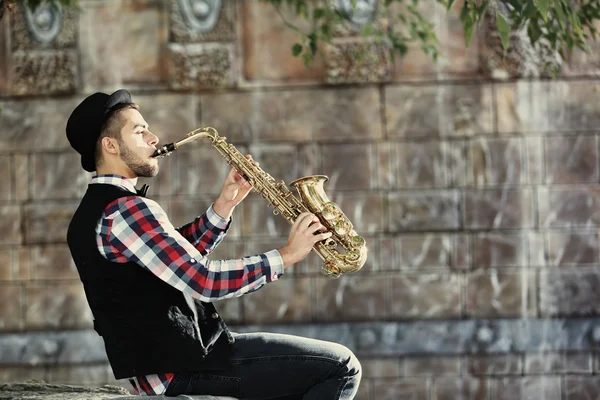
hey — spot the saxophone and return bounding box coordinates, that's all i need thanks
[152,127,368,278]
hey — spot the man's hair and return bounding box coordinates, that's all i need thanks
[94,103,139,169]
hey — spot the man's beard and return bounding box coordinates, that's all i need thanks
[118,140,158,178]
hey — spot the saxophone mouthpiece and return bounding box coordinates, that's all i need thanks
[151,143,176,158]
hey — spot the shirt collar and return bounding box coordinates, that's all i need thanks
[91,174,138,194]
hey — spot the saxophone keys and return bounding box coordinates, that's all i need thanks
[333,220,351,236]
[321,202,340,220]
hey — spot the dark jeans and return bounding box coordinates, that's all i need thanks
[164,332,362,400]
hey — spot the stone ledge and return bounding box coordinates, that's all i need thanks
[0,381,237,400]
[3,319,600,366]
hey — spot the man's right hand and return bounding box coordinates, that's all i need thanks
[278,212,332,269]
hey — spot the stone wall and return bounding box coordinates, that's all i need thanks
[1,1,600,399]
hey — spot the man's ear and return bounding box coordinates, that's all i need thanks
[101,136,119,155]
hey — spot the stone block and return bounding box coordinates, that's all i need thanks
[315,275,387,321]
[31,153,91,200]
[30,245,78,280]
[321,143,374,190]
[10,3,77,51]
[0,366,47,383]
[390,273,461,319]
[468,355,522,376]
[372,378,428,400]
[393,141,450,188]
[472,233,528,269]
[328,192,384,235]
[495,82,551,133]
[0,97,80,152]
[387,190,461,232]
[14,154,29,201]
[469,138,524,186]
[170,147,231,196]
[565,377,600,400]
[361,358,403,378]
[324,39,392,84]
[385,84,493,138]
[10,50,77,96]
[375,141,395,189]
[47,364,110,385]
[0,283,23,331]
[240,1,326,82]
[0,156,11,201]
[380,233,470,271]
[540,267,600,317]
[525,137,543,184]
[562,22,600,78]
[464,189,534,230]
[199,87,381,142]
[545,135,599,184]
[546,231,599,267]
[15,247,32,281]
[78,0,167,90]
[23,202,79,244]
[168,43,234,90]
[25,282,92,330]
[524,352,592,374]
[466,270,537,318]
[391,0,480,81]
[528,231,546,267]
[136,93,197,147]
[546,81,600,132]
[247,143,303,189]
[169,0,236,43]
[497,81,600,134]
[489,377,561,400]
[404,357,462,376]
[0,247,11,281]
[433,377,489,400]
[0,205,21,245]
[241,196,291,238]
[394,234,454,270]
[538,187,600,228]
[243,277,312,324]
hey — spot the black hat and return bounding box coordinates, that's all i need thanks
[66,89,133,172]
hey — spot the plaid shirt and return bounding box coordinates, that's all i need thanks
[92,174,284,395]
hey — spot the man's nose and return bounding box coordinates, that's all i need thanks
[148,131,159,146]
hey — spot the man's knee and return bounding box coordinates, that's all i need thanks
[333,343,361,379]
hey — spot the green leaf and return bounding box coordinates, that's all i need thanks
[527,20,542,45]
[533,0,549,21]
[554,2,567,29]
[313,8,325,20]
[496,13,511,53]
[292,43,303,57]
[523,0,538,19]
[460,2,475,47]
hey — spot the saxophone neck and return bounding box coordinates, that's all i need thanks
[152,127,222,158]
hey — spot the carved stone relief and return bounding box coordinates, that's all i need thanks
[7,2,78,95]
[168,0,236,89]
[325,0,392,84]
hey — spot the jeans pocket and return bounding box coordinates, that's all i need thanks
[188,373,241,398]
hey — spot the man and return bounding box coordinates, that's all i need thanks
[65,89,361,399]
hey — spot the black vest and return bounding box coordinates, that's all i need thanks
[67,183,233,379]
